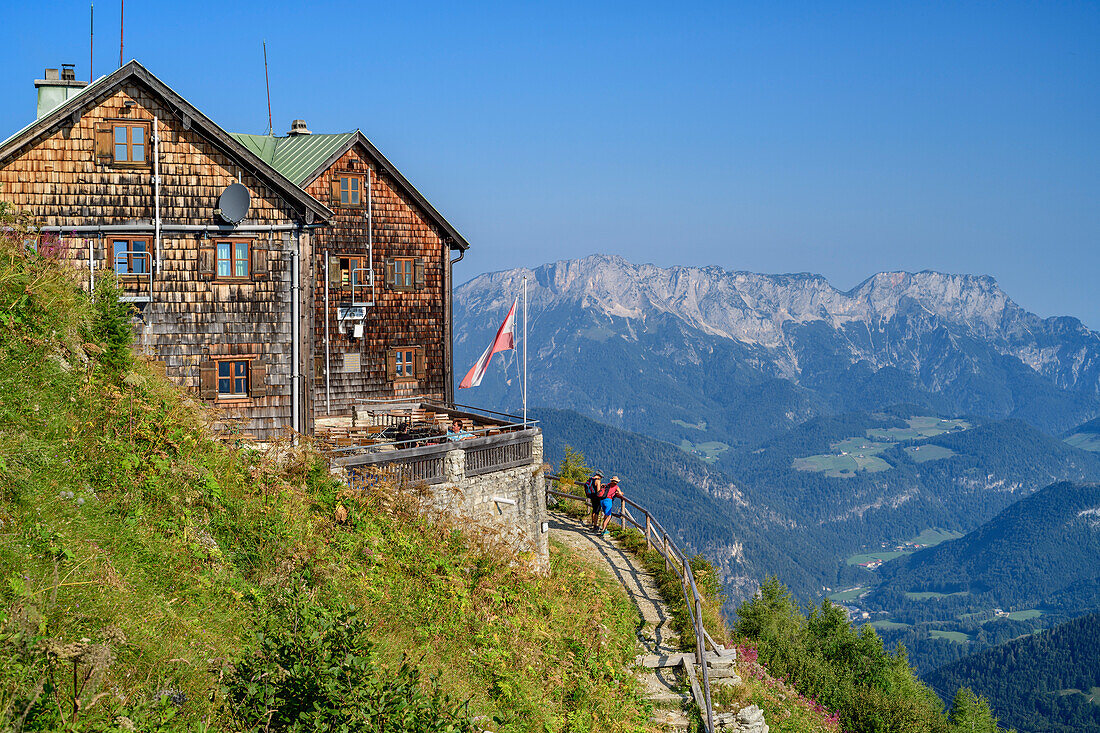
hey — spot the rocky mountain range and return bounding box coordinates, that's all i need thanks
[461,257,1100,680]
[455,255,1100,442]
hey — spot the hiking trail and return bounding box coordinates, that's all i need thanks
[548,510,694,730]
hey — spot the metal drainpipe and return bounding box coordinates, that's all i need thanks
[153,117,161,270]
[291,230,300,435]
[367,169,374,304]
[446,246,464,405]
[324,249,331,415]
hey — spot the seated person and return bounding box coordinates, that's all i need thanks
[446,419,475,441]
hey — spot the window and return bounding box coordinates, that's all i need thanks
[394,349,415,378]
[339,256,367,288]
[388,346,423,382]
[199,357,266,400]
[112,237,150,275]
[340,175,362,206]
[217,360,249,398]
[393,257,414,288]
[215,239,250,279]
[384,257,423,292]
[112,122,147,164]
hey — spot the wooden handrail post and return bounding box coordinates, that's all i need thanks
[662,533,670,572]
[644,513,652,552]
[695,592,715,733]
[619,498,626,528]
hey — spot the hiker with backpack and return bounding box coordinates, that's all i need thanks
[583,472,604,530]
[597,476,624,537]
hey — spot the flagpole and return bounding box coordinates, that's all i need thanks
[522,275,528,427]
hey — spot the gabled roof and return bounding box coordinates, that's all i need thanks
[230,130,470,251]
[231,132,356,187]
[0,60,333,224]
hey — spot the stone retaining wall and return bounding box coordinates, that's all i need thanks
[339,431,549,574]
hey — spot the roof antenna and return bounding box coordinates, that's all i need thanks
[118,0,124,67]
[89,4,94,82]
[263,40,273,135]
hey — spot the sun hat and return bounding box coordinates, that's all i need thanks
[592,471,603,477]
[609,476,620,483]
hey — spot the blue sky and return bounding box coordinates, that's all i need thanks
[2,1,1098,325]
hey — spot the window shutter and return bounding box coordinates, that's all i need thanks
[198,243,215,280]
[384,259,395,290]
[249,360,268,398]
[199,360,217,399]
[414,347,425,379]
[386,350,397,380]
[331,178,341,206]
[251,245,268,280]
[414,258,425,289]
[327,255,342,289]
[94,123,113,163]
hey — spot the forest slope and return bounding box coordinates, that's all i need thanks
[925,612,1100,732]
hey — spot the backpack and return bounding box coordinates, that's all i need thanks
[598,483,617,500]
[584,478,598,497]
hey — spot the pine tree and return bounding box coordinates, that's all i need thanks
[949,687,1001,732]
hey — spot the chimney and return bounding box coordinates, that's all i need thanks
[287,119,311,136]
[35,64,88,119]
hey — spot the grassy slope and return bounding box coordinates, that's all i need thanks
[0,225,650,730]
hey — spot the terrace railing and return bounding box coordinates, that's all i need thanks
[546,476,727,733]
[333,428,540,485]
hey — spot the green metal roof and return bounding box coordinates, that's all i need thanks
[230,132,356,186]
[229,129,470,250]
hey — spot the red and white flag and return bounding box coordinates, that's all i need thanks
[459,297,518,389]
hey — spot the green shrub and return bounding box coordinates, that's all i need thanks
[88,281,136,373]
[735,576,955,733]
[222,592,473,732]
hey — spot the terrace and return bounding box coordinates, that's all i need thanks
[318,400,539,483]
[318,399,549,571]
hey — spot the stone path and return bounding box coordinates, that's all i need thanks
[548,511,694,729]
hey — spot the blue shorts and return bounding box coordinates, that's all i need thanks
[600,497,614,517]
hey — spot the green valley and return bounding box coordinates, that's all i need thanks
[678,438,730,463]
[867,416,971,441]
[792,415,970,477]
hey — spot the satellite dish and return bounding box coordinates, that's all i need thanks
[216,182,250,224]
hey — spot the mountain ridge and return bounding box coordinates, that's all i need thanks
[455,255,1100,438]
[460,254,1097,374]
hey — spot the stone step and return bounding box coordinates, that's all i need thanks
[713,674,743,687]
[714,704,769,732]
[708,656,737,671]
[704,662,739,677]
[650,709,691,731]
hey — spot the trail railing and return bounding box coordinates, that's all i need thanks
[546,477,725,733]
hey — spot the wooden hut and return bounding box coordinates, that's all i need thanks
[0,61,471,439]
[231,128,470,424]
[0,62,329,440]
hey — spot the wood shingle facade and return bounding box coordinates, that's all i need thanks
[0,61,469,439]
